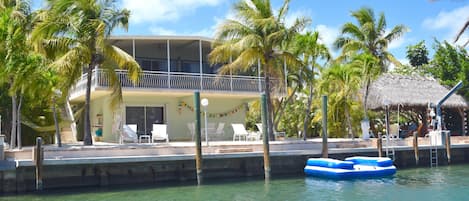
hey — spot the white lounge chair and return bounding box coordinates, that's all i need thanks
[152,124,169,143]
[188,122,196,141]
[122,124,138,143]
[231,124,249,141]
[256,123,285,139]
[215,122,225,136]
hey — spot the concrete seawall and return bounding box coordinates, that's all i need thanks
[1,141,469,194]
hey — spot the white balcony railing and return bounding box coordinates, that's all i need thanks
[70,69,285,99]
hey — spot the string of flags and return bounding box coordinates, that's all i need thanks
[178,101,245,118]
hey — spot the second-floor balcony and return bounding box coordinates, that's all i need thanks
[69,69,285,100]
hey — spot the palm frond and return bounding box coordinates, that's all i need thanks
[103,44,141,84]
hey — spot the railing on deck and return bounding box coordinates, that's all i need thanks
[70,69,285,99]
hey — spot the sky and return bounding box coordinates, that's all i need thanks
[32,0,469,65]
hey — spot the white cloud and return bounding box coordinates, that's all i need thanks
[149,27,177,35]
[122,0,223,24]
[315,25,339,47]
[388,37,406,50]
[285,10,311,28]
[314,24,340,56]
[422,5,469,46]
[148,11,233,38]
[388,58,409,71]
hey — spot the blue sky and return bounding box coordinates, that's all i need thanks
[33,0,469,65]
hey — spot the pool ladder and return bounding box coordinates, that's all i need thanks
[385,137,396,161]
[430,144,438,167]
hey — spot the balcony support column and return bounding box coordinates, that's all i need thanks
[132,39,135,58]
[258,59,262,92]
[230,56,233,92]
[167,39,171,88]
[199,40,203,90]
[284,57,287,94]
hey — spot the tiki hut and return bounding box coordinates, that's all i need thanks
[366,74,469,136]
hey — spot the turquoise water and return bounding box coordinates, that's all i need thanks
[2,164,469,201]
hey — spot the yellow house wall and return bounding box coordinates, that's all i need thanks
[89,93,251,142]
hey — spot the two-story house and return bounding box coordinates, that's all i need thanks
[68,36,284,142]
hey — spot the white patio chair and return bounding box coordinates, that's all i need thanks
[188,122,196,141]
[215,123,225,136]
[122,124,138,143]
[152,124,169,143]
[231,124,249,141]
[256,123,285,139]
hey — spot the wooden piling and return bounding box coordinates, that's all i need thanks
[321,95,328,158]
[445,131,451,164]
[194,91,203,185]
[33,137,43,191]
[413,132,419,165]
[377,133,382,157]
[260,93,270,180]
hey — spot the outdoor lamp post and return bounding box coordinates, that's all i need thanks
[53,89,62,147]
[201,98,209,146]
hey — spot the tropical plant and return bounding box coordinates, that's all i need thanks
[317,63,362,138]
[32,0,141,145]
[351,53,380,120]
[335,7,407,70]
[0,0,39,149]
[291,31,330,140]
[209,0,309,140]
[426,40,469,99]
[406,41,429,68]
[334,7,407,119]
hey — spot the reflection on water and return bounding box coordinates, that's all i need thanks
[2,164,469,201]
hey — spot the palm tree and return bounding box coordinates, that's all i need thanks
[0,0,34,149]
[334,7,407,119]
[32,0,141,145]
[318,63,361,138]
[209,0,309,140]
[292,31,330,140]
[454,18,468,47]
[350,53,380,120]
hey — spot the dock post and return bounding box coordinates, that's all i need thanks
[321,95,328,158]
[261,93,271,180]
[194,91,203,185]
[413,132,419,165]
[377,132,382,157]
[445,131,451,164]
[33,137,43,191]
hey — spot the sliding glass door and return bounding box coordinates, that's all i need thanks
[126,106,164,135]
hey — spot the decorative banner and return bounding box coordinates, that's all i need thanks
[178,101,245,118]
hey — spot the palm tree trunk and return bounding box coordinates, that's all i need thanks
[83,65,94,145]
[344,102,354,139]
[10,92,16,149]
[274,84,298,130]
[274,70,304,131]
[303,84,314,141]
[264,62,275,141]
[363,79,371,120]
[17,95,22,149]
[53,96,62,147]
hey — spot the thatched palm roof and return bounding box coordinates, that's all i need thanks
[366,74,469,110]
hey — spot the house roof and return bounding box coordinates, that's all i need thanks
[110,35,213,42]
[366,73,469,110]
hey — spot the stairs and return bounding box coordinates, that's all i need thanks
[60,127,76,143]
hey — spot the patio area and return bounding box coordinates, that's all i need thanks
[7,136,469,162]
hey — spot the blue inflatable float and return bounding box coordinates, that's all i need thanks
[304,156,396,179]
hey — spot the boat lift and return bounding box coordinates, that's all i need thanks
[429,81,463,167]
